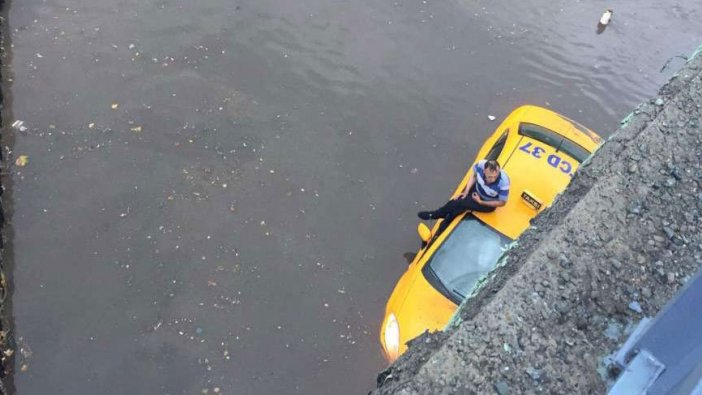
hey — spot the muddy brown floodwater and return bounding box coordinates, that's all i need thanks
[1,0,700,393]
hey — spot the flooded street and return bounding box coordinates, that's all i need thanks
[2,0,700,393]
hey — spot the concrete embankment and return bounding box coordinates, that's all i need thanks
[373,46,702,394]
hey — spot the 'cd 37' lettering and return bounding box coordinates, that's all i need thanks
[519,142,574,175]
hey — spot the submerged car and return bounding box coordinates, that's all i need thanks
[380,105,602,362]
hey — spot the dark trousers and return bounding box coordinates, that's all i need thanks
[433,186,495,234]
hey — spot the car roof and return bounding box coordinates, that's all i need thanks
[471,106,599,239]
[515,105,602,152]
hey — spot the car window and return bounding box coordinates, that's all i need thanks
[518,123,590,163]
[485,129,508,161]
[422,215,511,304]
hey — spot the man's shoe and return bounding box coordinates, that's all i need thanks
[418,211,434,220]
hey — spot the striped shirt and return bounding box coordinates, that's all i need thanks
[473,160,510,202]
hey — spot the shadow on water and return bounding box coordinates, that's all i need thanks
[0,0,17,392]
[402,252,416,265]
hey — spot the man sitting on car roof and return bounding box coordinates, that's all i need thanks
[418,159,510,231]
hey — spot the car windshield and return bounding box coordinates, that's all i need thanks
[423,216,511,304]
[519,122,590,163]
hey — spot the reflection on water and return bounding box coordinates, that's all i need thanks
[4,0,701,393]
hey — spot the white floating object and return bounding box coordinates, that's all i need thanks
[488,115,496,121]
[599,9,613,25]
[11,120,28,132]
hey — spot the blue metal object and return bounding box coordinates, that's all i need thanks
[609,268,702,395]
[609,350,664,394]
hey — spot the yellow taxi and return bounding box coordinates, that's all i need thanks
[380,105,602,362]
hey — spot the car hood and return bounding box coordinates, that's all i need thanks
[394,271,458,354]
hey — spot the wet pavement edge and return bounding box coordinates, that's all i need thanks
[0,0,13,392]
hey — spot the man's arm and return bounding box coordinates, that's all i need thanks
[458,173,476,199]
[471,192,507,207]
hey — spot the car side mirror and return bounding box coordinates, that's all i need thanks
[417,223,432,243]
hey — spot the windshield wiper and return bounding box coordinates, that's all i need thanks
[452,288,466,300]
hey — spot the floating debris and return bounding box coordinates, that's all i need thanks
[15,155,29,167]
[599,9,613,25]
[111,103,119,109]
[130,126,143,133]
[120,206,130,217]
[488,115,496,121]
[597,9,613,34]
[11,120,28,132]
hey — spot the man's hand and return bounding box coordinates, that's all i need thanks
[452,192,467,201]
[471,192,482,204]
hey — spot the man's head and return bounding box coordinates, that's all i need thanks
[484,160,501,183]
